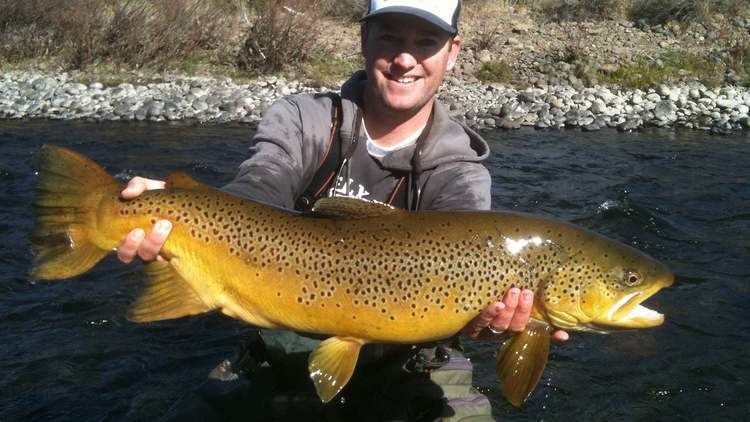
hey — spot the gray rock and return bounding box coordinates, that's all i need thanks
[646,93,661,102]
[582,123,601,131]
[517,91,536,103]
[135,106,148,121]
[654,101,676,120]
[477,49,492,63]
[193,101,209,112]
[715,98,736,109]
[114,102,134,116]
[618,119,640,131]
[32,77,57,91]
[500,103,516,117]
[590,101,606,114]
[147,101,164,117]
[499,118,521,130]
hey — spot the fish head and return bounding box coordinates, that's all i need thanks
[541,234,674,332]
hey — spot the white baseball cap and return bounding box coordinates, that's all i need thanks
[362,0,461,35]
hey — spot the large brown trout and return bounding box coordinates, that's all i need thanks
[32,145,673,406]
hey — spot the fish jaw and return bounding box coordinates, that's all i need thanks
[592,273,674,329]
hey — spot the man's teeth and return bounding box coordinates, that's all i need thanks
[397,77,415,84]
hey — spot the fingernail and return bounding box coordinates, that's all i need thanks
[132,229,145,240]
[522,291,533,301]
[156,220,171,233]
[495,303,505,312]
[510,288,519,296]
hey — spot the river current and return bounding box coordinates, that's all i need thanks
[1,120,748,420]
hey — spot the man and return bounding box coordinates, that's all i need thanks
[118,1,567,419]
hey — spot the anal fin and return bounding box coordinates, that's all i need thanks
[308,336,364,403]
[128,260,214,322]
[496,319,553,407]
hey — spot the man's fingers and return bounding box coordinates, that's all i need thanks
[136,220,172,262]
[117,229,145,264]
[491,288,520,332]
[552,330,570,343]
[506,289,533,332]
[464,302,504,338]
[121,177,165,199]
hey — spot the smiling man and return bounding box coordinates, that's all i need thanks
[119,1,566,420]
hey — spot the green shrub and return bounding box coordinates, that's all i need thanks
[598,50,725,88]
[321,0,367,21]
[475,61,515,83]
[300,53,362,87]
[527,0,632,21]
[0,0,239,69]
[628,0,747,24]
[727,39,750,86]
[238,0,323,74]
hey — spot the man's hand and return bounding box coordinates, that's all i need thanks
[116,177,171,264]
[463,288,569,342]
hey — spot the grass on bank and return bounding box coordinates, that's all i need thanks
[1,0,748,88]
[478,0,749,24]
[598,50,728,88]
[475,61,516,84]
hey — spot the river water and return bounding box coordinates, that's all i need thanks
[1,120,748,421]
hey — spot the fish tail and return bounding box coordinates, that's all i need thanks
[31,144,119,280]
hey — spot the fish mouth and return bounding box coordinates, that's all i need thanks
[599,275,674,329]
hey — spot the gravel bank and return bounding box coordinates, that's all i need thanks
[1,70,748,133]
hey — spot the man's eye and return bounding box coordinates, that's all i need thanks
[417,39,438,48]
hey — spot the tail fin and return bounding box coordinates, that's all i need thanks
[31,144,119,280]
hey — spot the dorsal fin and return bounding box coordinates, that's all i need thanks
[311,197,403,219]
[165,171,207,190]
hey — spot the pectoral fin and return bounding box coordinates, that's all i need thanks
[128,260,213,322]
[496,319,553,407]
[308,336,364,403]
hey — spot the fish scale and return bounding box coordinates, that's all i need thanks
[32,145,673,407]
[114,189,598,342]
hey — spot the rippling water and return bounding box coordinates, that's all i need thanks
[1,120,748,420]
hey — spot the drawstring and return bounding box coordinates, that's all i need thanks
[332,104,431,212]
[332,108,362,198]
[407,108,433,211]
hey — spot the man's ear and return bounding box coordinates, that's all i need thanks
[446,35,462,71]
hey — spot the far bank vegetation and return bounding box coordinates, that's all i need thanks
[0,0,747,88]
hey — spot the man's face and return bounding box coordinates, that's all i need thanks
[361,14,461,117]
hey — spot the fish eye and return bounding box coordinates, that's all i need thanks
[624,271,641,286]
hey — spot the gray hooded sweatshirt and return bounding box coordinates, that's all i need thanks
[224,71,491,211]
[215,72,495,417]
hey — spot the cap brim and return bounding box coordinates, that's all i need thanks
[361,7,457,35]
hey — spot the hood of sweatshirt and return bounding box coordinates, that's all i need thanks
[339,71,489,173]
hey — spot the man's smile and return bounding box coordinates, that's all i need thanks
[387,74,420,85]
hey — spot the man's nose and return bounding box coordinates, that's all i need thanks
[392,51,417,70]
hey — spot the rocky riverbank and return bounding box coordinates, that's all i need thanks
[1,70,748,133]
